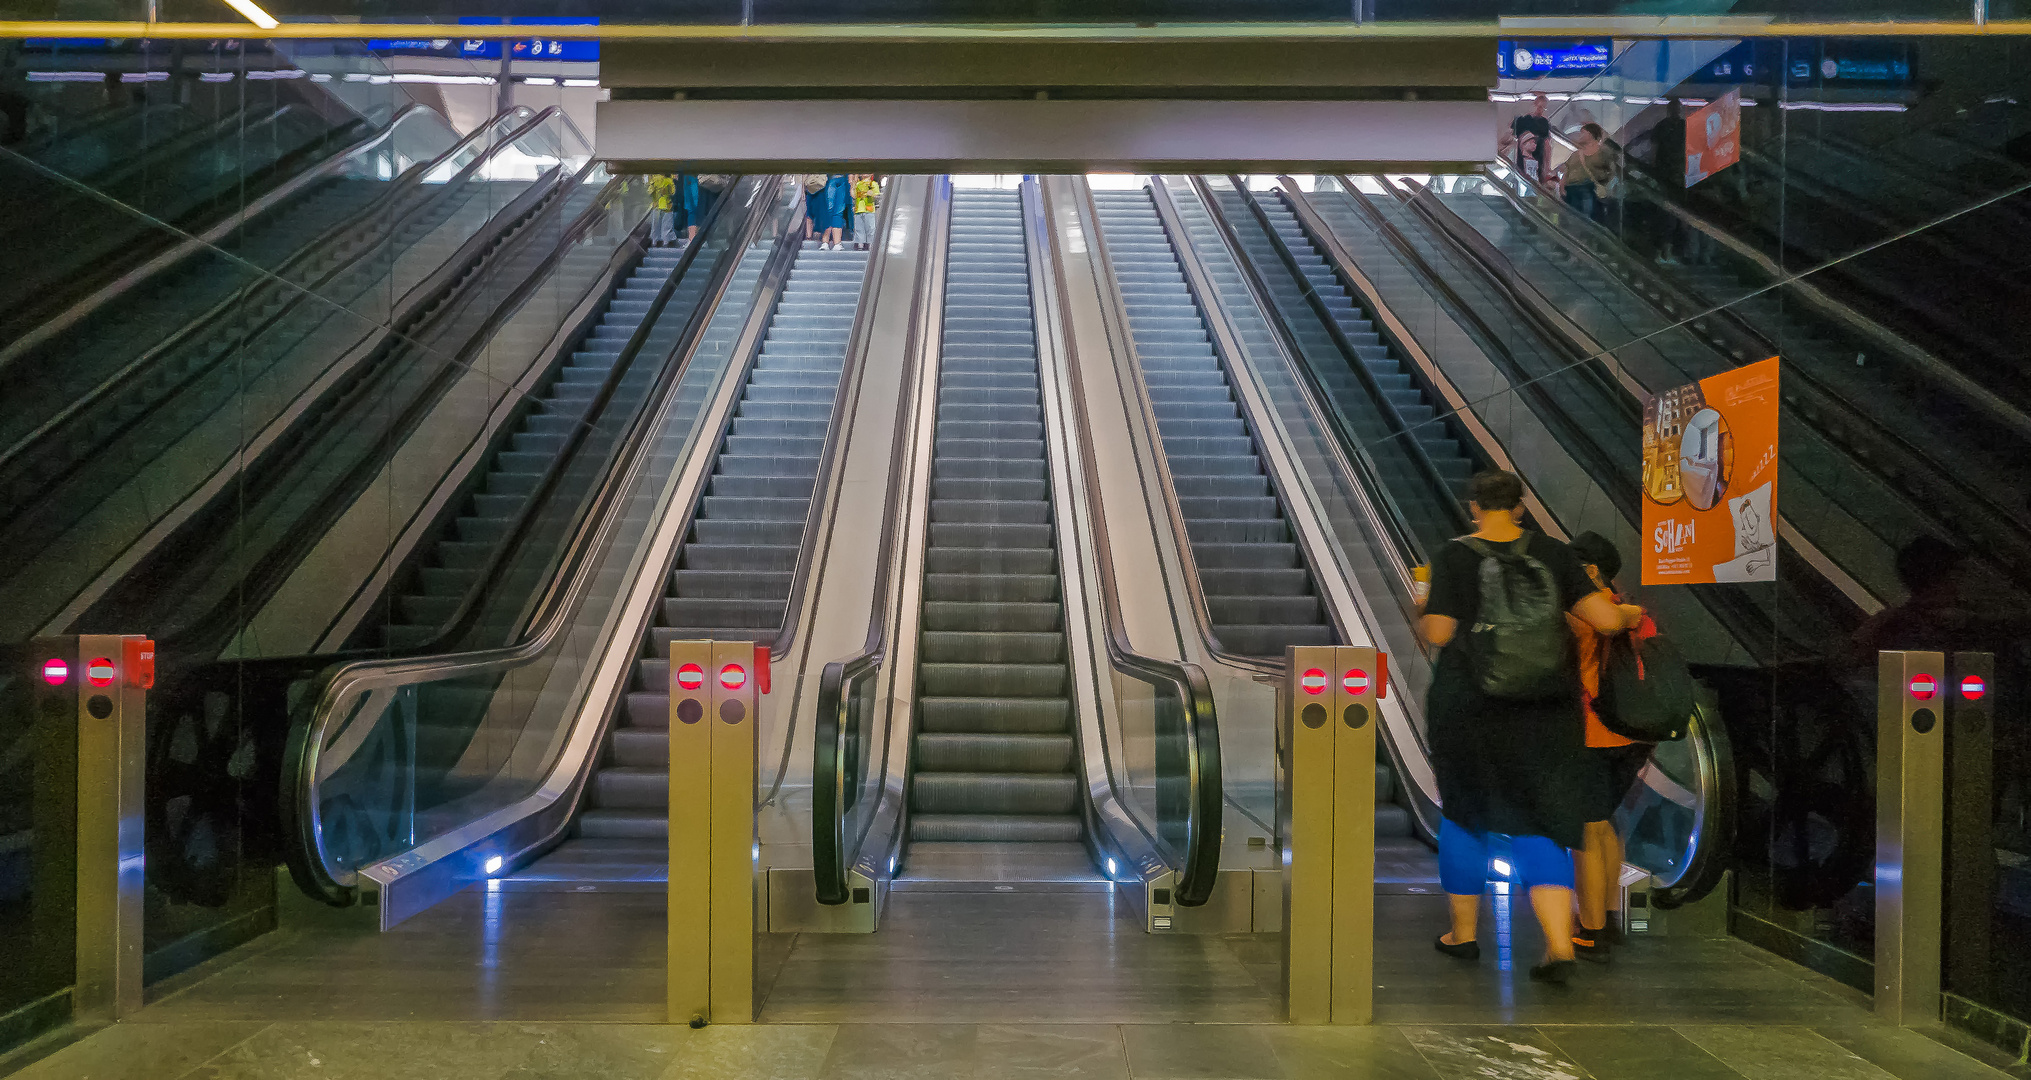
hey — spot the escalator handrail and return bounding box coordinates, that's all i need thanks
[1276,179,1567,548]
[811,178,950,906]
[0,106,554,483]
[1331,177,1639,529]
[0,101,446,373]
[1042,178,1223,906]
[1215,175,1462,558]
[278,178,790,903]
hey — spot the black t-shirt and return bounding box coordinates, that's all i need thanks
[1426,533,1596,650]
[1422,531,1604,845]
[1650,116,1688,181]
[1512,114,1551,167]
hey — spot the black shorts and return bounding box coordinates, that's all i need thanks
[1586,744,1653,823]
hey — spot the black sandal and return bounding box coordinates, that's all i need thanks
[1434,934,1481,961]
[1528,958,1576,985]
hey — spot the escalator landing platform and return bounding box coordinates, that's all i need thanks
[10,878,2017,1080]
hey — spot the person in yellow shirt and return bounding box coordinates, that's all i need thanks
[648,174,677,246]
[849,175,881,249]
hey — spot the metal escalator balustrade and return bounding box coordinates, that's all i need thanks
[906,188,1081,847]
[576,239,869,847]
[1089,188,1333,660]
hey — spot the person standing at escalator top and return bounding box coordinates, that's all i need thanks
[1418,471,1638,986]
[850,174,882,249]
[648,174,678,247]
[1512,92,1552,180]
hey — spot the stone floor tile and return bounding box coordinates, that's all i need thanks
[661,1025,839,1080]
[3,1021,267,1080]
[1264,1026,1442,1080]
[497,1024,690,1080]
[1539,1026,1742,1080]
[1400,1026,1592,1080]
[1812,1025,2019,1080]
[816,1023,979,1080]
[178,1021,548,1080]
[975,1024,1128,1080]
[1120,1024,1285,1079]
[1674,1026,1898,1080]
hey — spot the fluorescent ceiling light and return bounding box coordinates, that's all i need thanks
[220,0,280,29]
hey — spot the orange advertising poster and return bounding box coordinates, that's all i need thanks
[1685,88,1743,187]
[1642,356,1780,586]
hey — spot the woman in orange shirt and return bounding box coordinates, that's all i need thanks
[1566,532,1650,963]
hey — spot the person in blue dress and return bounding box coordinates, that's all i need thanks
[806,173,850,249]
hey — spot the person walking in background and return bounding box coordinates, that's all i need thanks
[1560,122,1620,226]
[1418,471,1636,985]
[1512,92,1552,180]
[1563,532,1651,963]
[648,174,678,247]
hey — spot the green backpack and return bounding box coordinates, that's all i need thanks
[1459,538,1568,701]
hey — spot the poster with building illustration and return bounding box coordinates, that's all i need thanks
[1641,356,1780,585]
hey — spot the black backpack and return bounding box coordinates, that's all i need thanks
[1460,538,1569,701]
[1596,631,1696,742]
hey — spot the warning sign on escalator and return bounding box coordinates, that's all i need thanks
[1641,356,1780,585]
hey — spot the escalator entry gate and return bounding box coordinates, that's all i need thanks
[667,639,760,1027]
[14,634,153,1023]
[1283,644,1381,1026]
[1875,648,1995,1027]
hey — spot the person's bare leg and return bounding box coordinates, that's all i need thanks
[1574,820,1612,932]
[1530,885,1577,962]
[1443,892,1480,946]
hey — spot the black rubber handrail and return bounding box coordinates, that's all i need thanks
[279,178,791,904]
[1214,176,1464,555]
[1041,178,1223,907]
[813,177,951,906]
[0,106,556,496]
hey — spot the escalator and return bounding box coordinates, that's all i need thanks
[564,238,868,862]
[907,188,1082,849]
[1087,181,1429,874]
[1089,189,1335,659]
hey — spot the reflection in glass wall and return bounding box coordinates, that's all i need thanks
[1472,33,2031,1044]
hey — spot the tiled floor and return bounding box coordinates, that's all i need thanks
[4,882,2022,1079]
[8,1019,2021,1080]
